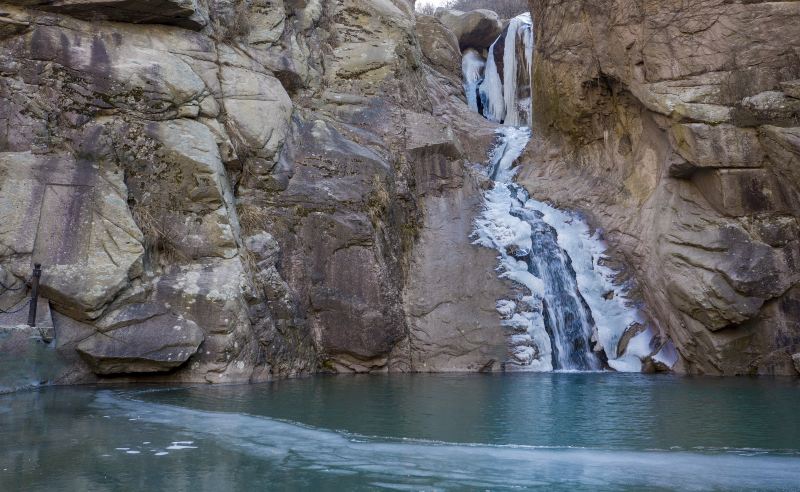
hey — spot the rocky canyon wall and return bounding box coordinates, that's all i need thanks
[0,0,511,389]
[525,0,800,374]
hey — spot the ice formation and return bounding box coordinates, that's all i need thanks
[464,12,667,372]
[470,14,534,127]
[473,128,653,372]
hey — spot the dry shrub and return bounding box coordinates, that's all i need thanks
[211,0,253,42]
[237,203,270,234]
[130,193,189,266]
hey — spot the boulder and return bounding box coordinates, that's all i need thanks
[436,8,503,50]
[415,14,462,78]
[247,0,286,45]
[219,48,293,160]
[77,313,204,374]
[136,119,240,260]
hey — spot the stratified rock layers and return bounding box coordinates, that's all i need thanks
[525,0,800,375]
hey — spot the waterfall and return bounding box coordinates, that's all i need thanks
[466,13,653,371]
[473,128,649,372]
[468,14,534,127]
[462,49,485,114]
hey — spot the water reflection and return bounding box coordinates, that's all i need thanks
[2,373,799,490]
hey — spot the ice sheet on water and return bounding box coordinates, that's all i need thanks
[95,391,800,491]
[167,441,198,450]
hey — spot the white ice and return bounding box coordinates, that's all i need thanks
[523,200,649,371]
[473,125,654,371]
[461,48,485,113]
[96,392,800,491]
[476,14,533,126]
[479,39,505,123]
[473,127,553,371]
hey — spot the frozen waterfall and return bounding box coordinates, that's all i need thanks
[473,128,650,372]
[462,49,485,114]
[462,14,533,127]
[464,12,660,371]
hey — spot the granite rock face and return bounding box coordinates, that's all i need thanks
[0,0,512,385]
[524,0,800,375]
[5,0,793,384]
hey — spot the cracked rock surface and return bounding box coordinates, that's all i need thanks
[0,0,508,383]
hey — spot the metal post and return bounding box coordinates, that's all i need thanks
[27,263,41,327]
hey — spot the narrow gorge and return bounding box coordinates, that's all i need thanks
[1,1,800,489]
[0,0,798,391]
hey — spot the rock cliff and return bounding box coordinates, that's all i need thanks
[0,0,509,387]
[1,0,797,387]
[524,0,800,374]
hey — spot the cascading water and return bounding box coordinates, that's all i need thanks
[473,128,651,371]
[467,13,659,372]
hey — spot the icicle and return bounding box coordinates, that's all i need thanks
[502,18,522,126]
[478,40,505,123]
[462,49,486,114]
[472,14,534,126]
